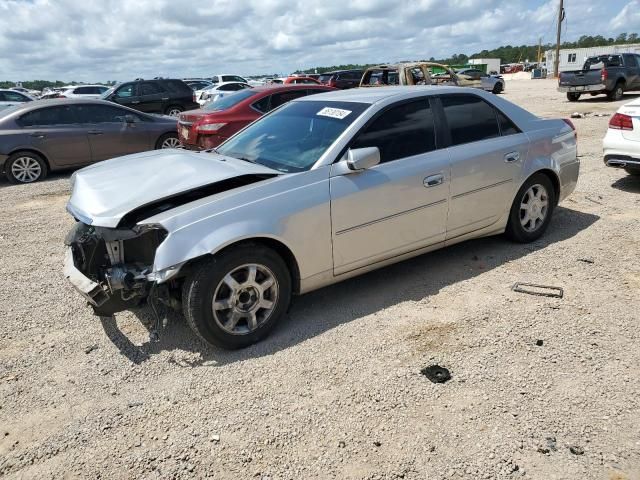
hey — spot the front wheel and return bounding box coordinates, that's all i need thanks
[505,173,556,243]
[182,244,292,349]
[6,151,48,184]
[567,92,581,102]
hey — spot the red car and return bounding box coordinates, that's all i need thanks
[178,84,335,150]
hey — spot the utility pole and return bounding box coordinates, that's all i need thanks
[553,0,564,77]
[537,37,542,64]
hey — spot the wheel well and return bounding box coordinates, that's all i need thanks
[183,238,302,294]
[534,169,560,205]
[7,149,51,171]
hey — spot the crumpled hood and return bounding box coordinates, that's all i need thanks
[67,149,280,228]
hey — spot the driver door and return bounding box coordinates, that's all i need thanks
[329,99,450,275]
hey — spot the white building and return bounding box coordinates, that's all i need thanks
[545,43,640,73]
[468,58,501,74]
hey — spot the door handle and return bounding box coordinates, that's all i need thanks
[161,97,169,100]
[504,151,520,162]
[30,132,46,138]
[88,130,104,135]
[131,100,140,104]
[424,173,444,187]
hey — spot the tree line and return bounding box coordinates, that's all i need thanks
[297,32,640,74]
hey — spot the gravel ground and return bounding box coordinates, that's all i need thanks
[1,79,639,480]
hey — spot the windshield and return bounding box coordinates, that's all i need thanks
[203,89,258,111]
[216,100,370,173]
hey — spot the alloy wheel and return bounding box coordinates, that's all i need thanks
[211,263,279,335]
[161,136,181,148]
[11,156,42,183]
[519,184,549,232]
[167,108,182,116]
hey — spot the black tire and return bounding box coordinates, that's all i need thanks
[5,151,48,184]
[492,82,503,94]
[624,168,640,176]
[155,132,180,149]
[165,105,183,116]
[505,173,556,243]
[566,92,581,102]
[607,82,624,101]
[182,244,292,349]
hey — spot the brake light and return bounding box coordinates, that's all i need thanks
[563,118,577,139]
[609,113,634,130]
[197,122,227,133]
[601,69,608,83]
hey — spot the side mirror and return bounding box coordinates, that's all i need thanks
[347,147,380,171]
[124,114,136,123]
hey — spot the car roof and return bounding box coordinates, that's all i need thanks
[295,86,475,104]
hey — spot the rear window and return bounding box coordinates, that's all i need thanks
[221,75,247,83]
[583,55,622,69]
[363,69,399,86]
[318,74,334,82]
[203,89,258,112]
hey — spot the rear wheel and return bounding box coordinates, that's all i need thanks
[492,82,503,94]
[156,132,180,149]
[165,105,183,116]
[6,151,48,184]
[566,92,581,102]
[505,173,556,243]
[182,244,292,349]
[607,83,624,101]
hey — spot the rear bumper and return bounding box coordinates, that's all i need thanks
[604,154,640,169]
[603,130,640,169]
[558,84,605,93]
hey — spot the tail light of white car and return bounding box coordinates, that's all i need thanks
[609,113,634,131]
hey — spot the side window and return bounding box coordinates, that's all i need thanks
[252,96,270,113]
[73,104,136,123]
[4,91,29,102]
[17,106,76,127]
[269,91,307,109]
[115,84,135,98]
[496,110,520,136]
[164,80,191,93]
[409,67,426,84]
[219,83,243,91]
[139,82,165,96]
[350,100,436,163]
[75,86,92,94]
[624,54,638,68]
[441,94,500,145]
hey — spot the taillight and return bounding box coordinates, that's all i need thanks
[609,113,634,130]
[563,118,577,139]
[601,69,608,83]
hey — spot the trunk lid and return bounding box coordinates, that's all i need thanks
[559,69,602,87]
[67,149,280,228]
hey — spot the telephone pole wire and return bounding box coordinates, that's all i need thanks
[553,0,564,77]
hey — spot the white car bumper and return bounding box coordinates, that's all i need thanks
[602,129,640,169]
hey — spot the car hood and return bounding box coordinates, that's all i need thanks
[67,149,281,228]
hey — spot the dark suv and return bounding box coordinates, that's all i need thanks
[318,70,363,89]
[102,78,199,116]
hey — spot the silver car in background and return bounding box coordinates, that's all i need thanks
[64,86,579,349]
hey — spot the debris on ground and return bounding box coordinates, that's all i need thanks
[577,258,595,264]
[420,365,451,384]
[569,445,585,455]
[512,282,564,299]
[84,344,99,354]
[535,339,544,347]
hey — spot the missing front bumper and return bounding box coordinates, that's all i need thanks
[63,247,109,307]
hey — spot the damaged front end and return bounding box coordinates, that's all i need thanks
[64,222,173,317]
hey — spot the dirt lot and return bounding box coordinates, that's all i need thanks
[1,79,639,480]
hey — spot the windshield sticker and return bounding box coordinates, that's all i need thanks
[317,107,352,119]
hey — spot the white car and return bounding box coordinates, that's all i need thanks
[0,89,34,111]
[211,74,249,85]
[603,98,640,176]
[196,82,251,106]
[59,85,110,99]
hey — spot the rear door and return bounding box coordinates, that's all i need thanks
[16,105,92,167]
[623,54,640,89]
[110,83,141,110]
[330,99,450,274]
[72,104,152,162]
[136,81,166,113]
[438,93,528,239]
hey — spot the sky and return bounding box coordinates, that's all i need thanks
[1,0,640,82]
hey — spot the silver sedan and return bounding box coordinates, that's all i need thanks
[64,86,579,349]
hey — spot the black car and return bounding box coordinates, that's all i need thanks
[317,70,363,89]
[102,79,200,116]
